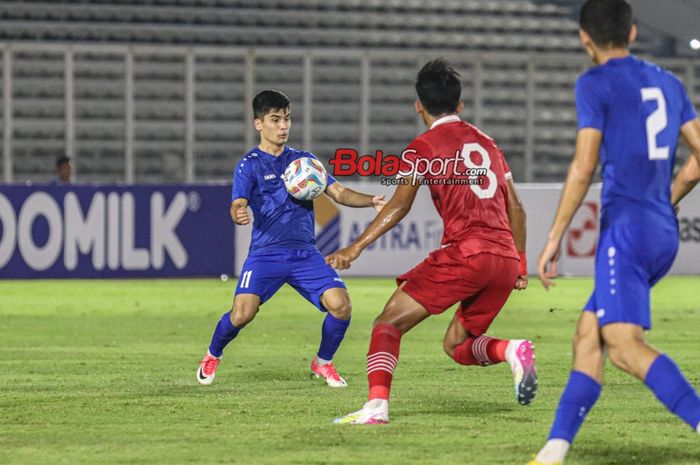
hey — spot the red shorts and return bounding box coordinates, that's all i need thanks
[397,247,519,336]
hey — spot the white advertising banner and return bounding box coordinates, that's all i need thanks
[235,183,700,277]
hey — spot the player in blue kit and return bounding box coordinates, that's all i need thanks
[527,1,700,464]
[196,90,386,387]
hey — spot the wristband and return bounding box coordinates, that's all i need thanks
[518,251,528,276]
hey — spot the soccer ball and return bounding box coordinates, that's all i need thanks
[282,157,328,201]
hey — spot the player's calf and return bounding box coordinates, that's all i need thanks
[601,323,658,380]
[449,335,538,405]
[196,311,241,385]
[643,354,700,431]
[196,298,258,386]
[571,311,605,382]
[314,289,352,387]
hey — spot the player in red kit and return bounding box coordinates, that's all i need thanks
[327,58,535,424]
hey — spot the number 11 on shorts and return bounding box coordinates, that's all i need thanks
[240,270,253,289]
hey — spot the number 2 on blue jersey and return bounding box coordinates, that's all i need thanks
[641,87,670,160]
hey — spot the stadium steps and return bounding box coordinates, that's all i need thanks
[0,0,678,182]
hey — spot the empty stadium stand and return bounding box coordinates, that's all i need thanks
[0,1,695,183]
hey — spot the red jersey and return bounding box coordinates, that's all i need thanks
[401,115,518,260]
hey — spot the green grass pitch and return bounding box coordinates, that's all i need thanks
[1,277,699,465]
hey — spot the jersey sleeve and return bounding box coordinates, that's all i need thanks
[677,79,698,125]
[326,172,337,186]
[502,152,513,181]
[305,152,336,186]
[575,73,607,131]
[231,157,255,201]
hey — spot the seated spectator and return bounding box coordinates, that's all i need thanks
[53,156,72,184]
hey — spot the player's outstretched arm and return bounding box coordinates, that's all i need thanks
[325,179,419,269]
[506,178,528,290]
[230,198,251,225]
[538,128,601,289]
[325,181,386,212]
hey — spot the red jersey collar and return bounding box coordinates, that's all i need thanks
[430,114,461,130]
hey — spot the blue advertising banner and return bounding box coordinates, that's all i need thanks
[0,184,234,279]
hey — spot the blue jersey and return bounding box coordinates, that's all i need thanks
[576,55,697,230]
[231,146,336,255]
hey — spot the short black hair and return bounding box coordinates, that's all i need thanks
[580,0,633,48]
[415,58,461,117]
[56,155,71,168]
[252,90,290,120]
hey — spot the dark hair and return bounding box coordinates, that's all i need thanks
[252,90,290,119]
[580,0,633,48]
[56,155,71,168]
[415,58,461,117]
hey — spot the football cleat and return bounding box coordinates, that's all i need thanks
[196,351,221,385]
[310,356,347,388]
[333,399,389,425]
[505,339,538,405]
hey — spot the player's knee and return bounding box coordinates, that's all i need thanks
[605,335,644,372]
[327,298,352,320]
[606,343,632,371]
[443,338,456,359]
[378,298,401,321]
[335,301,352,320]
[230,302,258,327]
[374,298,414,333]
[321,289,352,320]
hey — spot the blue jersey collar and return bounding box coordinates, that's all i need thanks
[256,145,289,159]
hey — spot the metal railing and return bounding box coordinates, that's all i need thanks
[1,43,698,183]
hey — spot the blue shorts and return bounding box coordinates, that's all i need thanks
[583,224,678,330]
[235,248,346,312]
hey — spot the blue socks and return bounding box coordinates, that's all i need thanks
[317,313,350,361]
[645,354,700,430]
[548,370,602,442]
[547,357,700,444]
[208,311,351,362]
[208,312,240,358]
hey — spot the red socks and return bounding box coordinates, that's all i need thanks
[367,323,402,400]
[366,326,507,401]
[452,335,508,366]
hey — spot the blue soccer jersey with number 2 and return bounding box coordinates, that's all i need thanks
[576,55,697,230]
[578,55,697,329]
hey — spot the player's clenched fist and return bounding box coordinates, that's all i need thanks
[514,275,528,290]
[232,206,250,225]
[372,195,387,212]
[325,246,360,270]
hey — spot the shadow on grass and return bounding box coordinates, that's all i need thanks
[574,441,700,465]
[401,398,513,417]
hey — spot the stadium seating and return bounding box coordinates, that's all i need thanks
[0,0,694,182]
